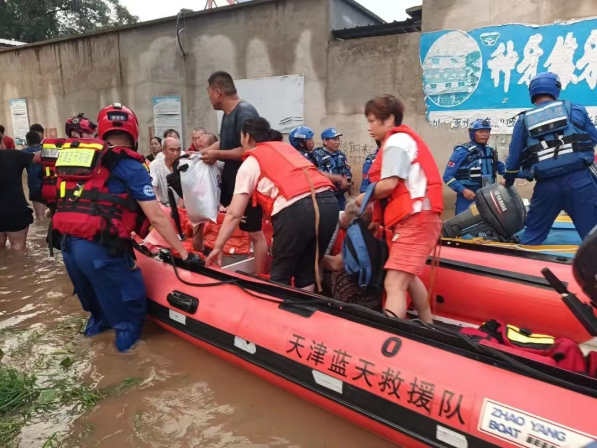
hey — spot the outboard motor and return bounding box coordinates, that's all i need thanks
[573,225,597,307]
[443,184,527,241]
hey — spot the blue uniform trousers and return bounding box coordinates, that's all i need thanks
[521,169,597,245]
[61,237,147,352]
[455,194,475,215]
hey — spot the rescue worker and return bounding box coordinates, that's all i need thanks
[503,72,597,245]
[312,128,353,210]
[206,117,339,292]
[443,119,506,215]
[360,141,380,194]
[54,103,192,352]
[65,113,97,139]
[357,95,443,323]
[289,126,316,162]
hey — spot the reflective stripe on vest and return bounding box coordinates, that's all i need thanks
[504,324,555,350]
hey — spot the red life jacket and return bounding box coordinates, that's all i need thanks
[368,125,443,228]
[461,320,587,373]
[243,141,334,217]
[40,138,66,204]
[52,138,151,251]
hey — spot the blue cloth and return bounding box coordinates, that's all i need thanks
[520,169,597,245]
[60,157,155,351]
[22,144,43,195]
[443,141,505,215]
[455,195,475,215]
[505,101,597,186]
[312,147,352,209]
[360,151,378,193]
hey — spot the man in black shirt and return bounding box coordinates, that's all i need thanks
[202,71,268,273]
[0,149,36,249]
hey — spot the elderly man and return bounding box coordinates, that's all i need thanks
[149,137,182,204]
[189,127,206,152]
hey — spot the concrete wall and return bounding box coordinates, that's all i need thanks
[422,0,597,32]
[0,0,331,151]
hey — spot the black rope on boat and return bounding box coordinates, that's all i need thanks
[165,250,343,307]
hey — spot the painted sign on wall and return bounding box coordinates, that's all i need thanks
[420,18,597,133]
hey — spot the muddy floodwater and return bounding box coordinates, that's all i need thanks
[0,221,396,447]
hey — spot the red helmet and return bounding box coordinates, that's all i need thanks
[97,103,139,146]
[65,113,97,137]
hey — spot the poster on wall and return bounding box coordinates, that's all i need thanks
[10,99,30,143]
[420,18,597,134]
[153,96,183,147]
[217,75,304,133]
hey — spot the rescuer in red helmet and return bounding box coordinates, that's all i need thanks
[54,103,193,352]
[65,113,98,138]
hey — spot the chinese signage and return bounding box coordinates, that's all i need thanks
[153,96,183,147]
[10,99,30,142]
[420,18,597,134]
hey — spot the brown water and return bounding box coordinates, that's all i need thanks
[0,221,396,447]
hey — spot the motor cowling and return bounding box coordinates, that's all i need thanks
[573,225,597,307]
[443,184,527,241]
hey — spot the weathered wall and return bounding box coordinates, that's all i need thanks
[0,0,331,151]
[422,0,597,32]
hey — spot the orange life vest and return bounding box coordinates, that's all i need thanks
[40,138,66,204]
[243,141,334,217]
[368,125,443,228]
[52,138,151,251]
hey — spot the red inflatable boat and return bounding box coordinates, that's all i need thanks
[420,239,594,348]
[134,242,597,448]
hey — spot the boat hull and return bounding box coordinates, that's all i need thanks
[137,249,597,448]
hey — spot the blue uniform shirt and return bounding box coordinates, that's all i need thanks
[312,147,352,178]
[443,142,505,193]
[108,158,156,202]
[22,144,43,194]
[505,102,597,186]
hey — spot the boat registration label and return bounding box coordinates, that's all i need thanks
[169,309,186,325]
[478,399,597,448]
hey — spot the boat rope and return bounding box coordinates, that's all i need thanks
[427,236,442,315]
[302,166,323,293]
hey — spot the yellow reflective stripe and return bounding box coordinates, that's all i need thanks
[446,178,456,186]
[42,143,60,150]
[506,325,555,346]
[45,167,50,176]
[60,181,66,198]
[62,142,104,150]
[506,170,519,174]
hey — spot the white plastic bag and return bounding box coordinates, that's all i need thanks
[180,154,223,225]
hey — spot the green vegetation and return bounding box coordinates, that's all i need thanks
[0,317,144,446]
[0,0,139,44]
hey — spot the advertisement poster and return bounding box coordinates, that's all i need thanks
[420,18,597,133]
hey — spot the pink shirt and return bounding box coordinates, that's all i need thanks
[234,156,329,216]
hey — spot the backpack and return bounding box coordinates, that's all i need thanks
[342,182,388,293]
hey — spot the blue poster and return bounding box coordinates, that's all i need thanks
[420,18,597,133]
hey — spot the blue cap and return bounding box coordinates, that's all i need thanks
[321,127,343,140]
